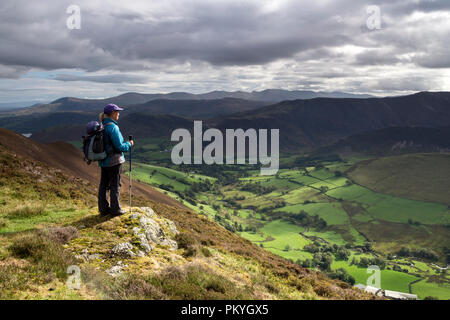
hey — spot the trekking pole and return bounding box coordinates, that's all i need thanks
[129,135,133,214]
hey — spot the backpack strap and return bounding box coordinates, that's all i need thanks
[103,122,120,155]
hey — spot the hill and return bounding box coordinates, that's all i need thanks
[0,89,370,118]
[209,92,450,150]
[348,153,450,206]
[30,113,193,143]
[0,128,373,299]
[0,98,268,134]
[30,92,450,151]
[0,128,185,208]
[319,126,450,156]
[126,97,270,118]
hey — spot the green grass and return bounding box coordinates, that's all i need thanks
[303,230,346,245]
[130,162,216,192]
[275,202,350,226]
[309,169,335,180]
[0,206,91,234]
[411,279,450,300]
[332,261,419,292]
[259,220,310,248]
[327,184,449,225]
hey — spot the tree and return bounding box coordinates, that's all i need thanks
[328,268,355,285]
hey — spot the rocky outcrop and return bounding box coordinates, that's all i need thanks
[128,207,179,253]
[99,207,180,275]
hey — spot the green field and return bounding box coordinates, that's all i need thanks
[129,152,450,299]
[332,260,419,292]
[411,279,450,300]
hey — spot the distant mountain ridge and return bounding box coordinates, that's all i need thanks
[28,92,450,152]
[2,89,374,116]
[209,91,450,150]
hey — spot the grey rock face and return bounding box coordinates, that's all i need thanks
[129,207,179,251]
[111,242,136,258]
[106,261,128,277]
[104,207,180,276]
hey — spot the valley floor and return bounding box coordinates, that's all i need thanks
[125,150,450,300]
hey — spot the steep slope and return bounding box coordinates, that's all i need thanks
[0,128,185,209]
[319,126,450,156]
[18,91,450,151]
[126,97,269,118]
[30,113,193,143]
[348,153,450,206]
[209,92,450,150]
[0,98,267,134]
[0,128,375,300]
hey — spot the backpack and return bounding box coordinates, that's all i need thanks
[82,121,113,165]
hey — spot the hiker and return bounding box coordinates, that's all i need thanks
[97,104,134,216]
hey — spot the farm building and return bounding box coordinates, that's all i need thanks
[384,290,418,300]
[354,284,418,300]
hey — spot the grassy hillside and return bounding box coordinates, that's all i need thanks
[0,129,372,300]
[348,153,450,206]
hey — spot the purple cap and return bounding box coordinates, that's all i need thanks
[104,103,124,114]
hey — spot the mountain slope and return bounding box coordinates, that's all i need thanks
[210,92,450,150]
[126,97,269,118]
[2,89,373,117]
[30,113,193,143]
[319,126,450,155]
[0,128,185,209]
[0,128,375,300]
[0,98,268,134]
[348,153,450,206]
[27,92,450,152]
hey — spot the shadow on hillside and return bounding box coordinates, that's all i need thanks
[70,213,116,229]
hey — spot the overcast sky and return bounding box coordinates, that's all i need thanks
[0,0,449,102]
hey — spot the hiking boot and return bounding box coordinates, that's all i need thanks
[110,209,126,216]
[99,208,111,216]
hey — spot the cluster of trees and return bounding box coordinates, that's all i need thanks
[327,268,355,285]
[407,219,421,226]
[396,247,439,262]
[303,243,351,260]
[350,256,386,269]
[213,214,243,233]
[312,252,334,271]
[191,179,214,193]
[260,200,287,213]
[266,211,327,229]
[240,183,275,195]
[221,195,246,209]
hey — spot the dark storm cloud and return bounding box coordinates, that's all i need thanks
[0,0,448,94]
[53,73,148,84]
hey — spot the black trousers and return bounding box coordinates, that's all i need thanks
[98,164,122,213]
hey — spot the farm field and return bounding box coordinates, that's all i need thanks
[348,153,450,206]
[127,152,450,299]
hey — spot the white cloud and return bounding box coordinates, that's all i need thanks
[0,0,448,101]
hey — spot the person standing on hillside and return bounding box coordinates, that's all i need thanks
[98,104,134,216]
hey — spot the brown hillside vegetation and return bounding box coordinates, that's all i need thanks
[0,128,184,209]
[0,128,376,299]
